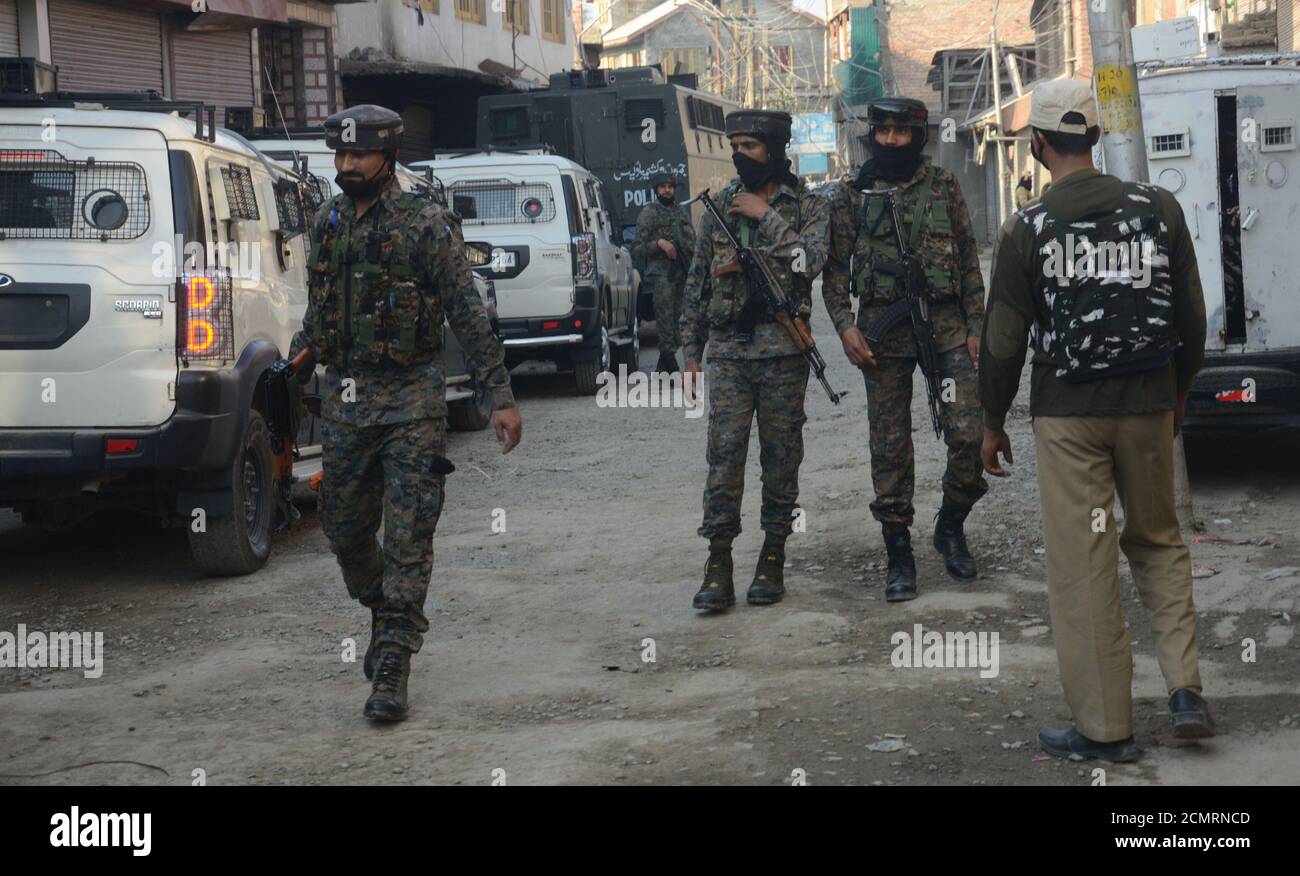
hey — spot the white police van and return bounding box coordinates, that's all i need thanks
[0,87,317,575]
[414,151,640,394]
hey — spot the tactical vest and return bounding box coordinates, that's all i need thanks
[307,199,443,370]
[1024,181,1179,382]
[704,184,810,329]
[853,166,958,303]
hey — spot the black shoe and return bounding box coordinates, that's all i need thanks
[364,646,411,722]
[883,526,917,602]
[1037,726,1139,762]
[363,611,380,681]
[933,503,978,581]
[693,548,735,611]
[747,540,786,605]
[656,351,679,374]
[1169,688,1216,739]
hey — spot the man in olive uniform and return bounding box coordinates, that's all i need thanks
[680,109,830,610]
[823,97,987,602]
[630,171,695,373]
[289,105,523,722]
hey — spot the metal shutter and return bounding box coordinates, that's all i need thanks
[0,0,19,56]
[170,27,255,115]
[49,0,164,93]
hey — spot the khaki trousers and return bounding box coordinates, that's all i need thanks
[1033,412,1202,742]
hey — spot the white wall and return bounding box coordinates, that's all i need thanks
[336,0,575,85]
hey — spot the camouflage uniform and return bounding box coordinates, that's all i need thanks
[290,177,514,653]
[630,199,695,360]
[823,156,988,527]
[681,178,830,542]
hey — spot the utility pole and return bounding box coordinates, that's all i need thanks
[990,25,1007,226]
[1087,0,1196,530]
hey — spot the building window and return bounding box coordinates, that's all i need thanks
[1148,129,1190,158]
[660,47,704,77]
[456,0,485,24]
[503,0,529,34]
[1262,123,1296,152]
[542,0,566,43]
[415,0,439,15]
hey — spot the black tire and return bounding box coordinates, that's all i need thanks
[189,410,275,577]
[613,308,640,372]
[574,304,611,395]
[448,375,494,432]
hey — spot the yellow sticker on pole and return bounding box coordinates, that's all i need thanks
[1094,65,1142,134]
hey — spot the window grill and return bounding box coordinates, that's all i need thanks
[177,270,236,364]
[448,180,557,225]
[1263,125,1294,150]
[1150,133,1186,154]
[221,164,260,220]
[625,98,665,132]
[0,149,151,241]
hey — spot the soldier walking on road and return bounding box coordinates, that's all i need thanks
[680,109,830,611]
[288,105,523,722]
[630,171,695,374]
[824,97,988,602]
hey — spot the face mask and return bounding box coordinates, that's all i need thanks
[732,152,774,191]
[1030,135,1046,170]
[864,135,922,181]
[335,160,389,200]
[657,192,675,206]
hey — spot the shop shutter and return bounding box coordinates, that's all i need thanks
[49,0,164,94]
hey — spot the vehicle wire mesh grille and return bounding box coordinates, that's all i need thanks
[220,164,260,220]
[0,149,151,241]
[273,177,306,235]
[448,180,556,225]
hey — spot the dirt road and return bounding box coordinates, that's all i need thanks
[3,278,1298,786]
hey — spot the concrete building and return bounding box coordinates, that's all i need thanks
[1,0,343,125]
[334,0,576,159]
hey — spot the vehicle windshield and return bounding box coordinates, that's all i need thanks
[447,179,557,225]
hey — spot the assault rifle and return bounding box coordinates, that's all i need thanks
[861,187,943,438]
[698,189,844,404]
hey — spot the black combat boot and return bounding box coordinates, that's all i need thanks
[693,539,736,610]
[883,525,918,602]
[933,501,978,581]
[747,535,786,605]
[363,610,380,681]
[656,349,679,374]
[364,646,411,722]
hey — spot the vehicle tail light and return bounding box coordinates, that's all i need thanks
[543,320,559,330]
[572,232,596,284]
[176,271,234,363]
[106,439,140,454]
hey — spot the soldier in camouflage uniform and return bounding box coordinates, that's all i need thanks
[630,171,695,373]
[823,97,987,602]
[681,109,830,611]
[288,105,523,722]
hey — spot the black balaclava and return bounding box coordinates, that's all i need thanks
[858,132,924,185]
[733,134,799,191]
[656,187,675,206]
[336,151,395,200]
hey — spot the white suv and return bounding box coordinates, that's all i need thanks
[0,96,316,575]
[415,151,639,394]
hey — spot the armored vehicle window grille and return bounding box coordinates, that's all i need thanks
[625,98,664,131]
[0,150,150,241]
[686,97,725,133]
[273,177,306,235]
[1148,131,1189,159]
[448,180,557,225]
[303,174,331,219]
[178,271,236,364]
[490,107,529,140]
[221,164,260,220]
[1262,125,1294,152]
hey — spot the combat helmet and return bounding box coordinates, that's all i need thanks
[323,104,405,153]
[862,97,929,149]
[724,110,793,145]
